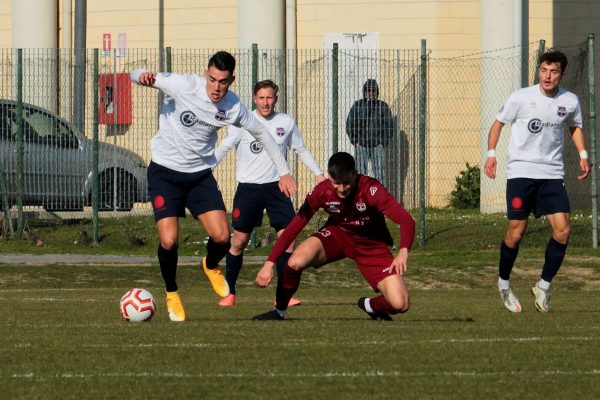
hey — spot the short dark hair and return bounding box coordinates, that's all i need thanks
[208,51,236,74]
[253,79,279,96]
[328,152,356,181]
[539,50,568,74]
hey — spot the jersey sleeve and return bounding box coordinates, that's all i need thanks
[266,187,322,262]
[566,98,584,129]
[370,182,416,250]
[495,91,521,125]
[236,105,291,176]
[214,127,242,165]
[151,73,194,98]
[290,123,323,177]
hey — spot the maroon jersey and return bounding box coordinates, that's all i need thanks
[267,174,415,262]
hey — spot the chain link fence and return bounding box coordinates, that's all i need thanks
[1,36,596,246]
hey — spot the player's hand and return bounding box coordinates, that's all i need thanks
[278,174,297,198]
[578,158,591,180]
[390,248,408,275]
[484,156,497,179]
[139,72,157,86]
[256,261,275,287]
[316,174,327,184]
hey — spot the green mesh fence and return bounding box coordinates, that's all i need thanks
[0,39,596,245]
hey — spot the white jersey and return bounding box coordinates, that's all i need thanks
[496,84,583,179]
[215,110,323,184]
[130,69,289,176]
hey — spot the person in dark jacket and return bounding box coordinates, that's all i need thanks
[345,79,394,185]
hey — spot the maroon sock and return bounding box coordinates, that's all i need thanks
[370,295,398,315]
[275,265,302,311]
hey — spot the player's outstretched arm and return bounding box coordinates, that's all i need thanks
[484,120,504,179]
[256,261,275,287]
[130,68,157,87]
[570,127,591,180]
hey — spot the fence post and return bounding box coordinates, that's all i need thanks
[0,165,14,237]
[588,33,597,248]
[332,43,339,154]
[92,49,100,245]
[533,40,545,85]
[250,44,259,249]
[16,49,24,240]
[166,47,172,72]
[418,40,427,248]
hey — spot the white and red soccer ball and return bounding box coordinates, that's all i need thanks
[120,288,156,322]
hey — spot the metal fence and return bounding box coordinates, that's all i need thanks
[0,36,597,246]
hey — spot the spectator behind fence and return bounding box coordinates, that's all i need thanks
[345,79,394,186]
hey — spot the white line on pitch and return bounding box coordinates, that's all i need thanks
[5,369,600,380]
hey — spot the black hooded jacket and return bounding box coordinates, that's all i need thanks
[345,79,394,147]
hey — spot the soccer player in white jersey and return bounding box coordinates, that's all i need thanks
[214,79,326,307]
[484,50,590,313]
[131,51,297,321]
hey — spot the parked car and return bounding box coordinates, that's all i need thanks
[0,99,147,212]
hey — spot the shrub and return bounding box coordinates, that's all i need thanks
[449,162,480,209]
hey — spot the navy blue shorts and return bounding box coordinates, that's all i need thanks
[147,161,226,222]
[506,178,570,220]
[231,182,295,233]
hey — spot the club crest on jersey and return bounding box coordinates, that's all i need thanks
[250,141,263,154]
[215,108,226,121]
[369,186,378,196]
[275,127,285,137]
[356,202,366,212]
[557,106,567,117]
[325,201,341,213]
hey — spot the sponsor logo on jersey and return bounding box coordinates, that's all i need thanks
[370,186,378,196]
[325,201,341,213]
[215,108,226,121]
[275,127,285,137]
[250,141,263,154]
[557,106,567,117]
[356,202,366,212]
[527,118,562,134]
[180,111,219,129]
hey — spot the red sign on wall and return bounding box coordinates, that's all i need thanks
[102,33,112,53]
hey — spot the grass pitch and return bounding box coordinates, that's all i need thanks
[1,258,599,399]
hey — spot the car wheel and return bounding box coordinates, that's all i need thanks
[98,169,136,212]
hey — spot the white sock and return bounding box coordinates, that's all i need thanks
[364,298,374,313]
[537,279,551,290]
[275,308,286,318]
[498,277,510,290]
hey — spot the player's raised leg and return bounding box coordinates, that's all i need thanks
[198,210,231,298]
[533,212,570,312]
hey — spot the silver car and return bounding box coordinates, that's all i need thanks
[0,100,147,212]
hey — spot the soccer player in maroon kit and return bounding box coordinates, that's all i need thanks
[252,152,415,320]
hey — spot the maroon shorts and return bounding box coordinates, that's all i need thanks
[311,225,394,291]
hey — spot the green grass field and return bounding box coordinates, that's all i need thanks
[1,255,599,399]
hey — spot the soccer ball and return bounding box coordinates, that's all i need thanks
[120,288,156,322]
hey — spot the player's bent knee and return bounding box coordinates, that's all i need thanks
[159,238,178,251]
[389,297,410,314]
